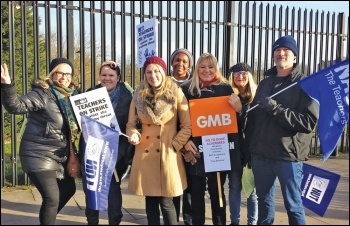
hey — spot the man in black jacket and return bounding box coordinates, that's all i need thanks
[245,35,319,225]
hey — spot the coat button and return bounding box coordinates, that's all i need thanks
[145,150,149,153]
[157,135,160,139]
[146,136,150,139]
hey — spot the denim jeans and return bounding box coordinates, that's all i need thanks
[82,171,123,225]
[145,196,177,225]
[251,155,306,225]
[228,170,258,225]
[28,169,76,225]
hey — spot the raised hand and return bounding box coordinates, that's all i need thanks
[1,63,12,84]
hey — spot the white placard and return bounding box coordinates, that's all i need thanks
[202,134,231,172]
[137,17,158,68]
[69,87,120,131]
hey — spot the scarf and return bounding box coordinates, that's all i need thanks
[109,83,121,110]
[199,74,219,88]
[49,79,80,142]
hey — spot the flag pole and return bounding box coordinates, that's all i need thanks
[247,82,298,113]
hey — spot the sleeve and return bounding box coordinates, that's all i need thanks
[1,83,46,114]
[172,87,192,151]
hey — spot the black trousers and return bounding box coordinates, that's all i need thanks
[28,169,76,225]
[207,172,227,225]
[82,171,123,225]
[145,196,177,225]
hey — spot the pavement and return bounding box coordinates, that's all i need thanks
[1,155,349,225]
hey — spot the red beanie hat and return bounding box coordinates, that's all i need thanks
[143,56,167,73]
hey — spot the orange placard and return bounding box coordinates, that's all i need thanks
[189,96,238,137]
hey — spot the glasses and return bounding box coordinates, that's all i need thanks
[56,71,72,78]
[232,71,248,78]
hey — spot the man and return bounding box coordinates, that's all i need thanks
[245,35,319,225]
[170,48,194,225]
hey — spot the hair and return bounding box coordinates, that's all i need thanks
[188,53,229,96]
[138,64,175,101]
[228,71,257,104]
[39,63,76,89]
[99,60,121,79]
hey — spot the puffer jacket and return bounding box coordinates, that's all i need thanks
[1,80,73,177]
[245,64,319,161]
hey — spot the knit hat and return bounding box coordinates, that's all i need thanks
[170,48,193,70]
[143,56,167,73]
[49,57,74,73]
[229,62,253,74]
[272,35,298,57]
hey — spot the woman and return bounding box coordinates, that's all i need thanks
[126,56,192,225]
[80,61,133,225]
[169,48,194,225]
[1,58,79,225]
[181,53,242,225]
[228,62,258,225]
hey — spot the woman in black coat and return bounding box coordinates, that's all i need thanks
[1,58,80,225]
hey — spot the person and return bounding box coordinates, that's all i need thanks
[126,56,193,225]
[169,48,194,225]
[227,62,258,225]
[244,35,319,225]
[170,48,194,84]
[80,60,133,225]
[181,53,243,225]
[1,58,80,225]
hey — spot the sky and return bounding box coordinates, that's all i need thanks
[261,1,349,14]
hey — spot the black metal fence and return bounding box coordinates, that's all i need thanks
[1,1,349,187]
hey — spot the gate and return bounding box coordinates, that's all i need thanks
[1,1,348,187]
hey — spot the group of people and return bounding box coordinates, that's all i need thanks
[1,35,319,225]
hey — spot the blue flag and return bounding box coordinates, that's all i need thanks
[298,59,349,162]
[81,114,120,211]
[301,163,341,217]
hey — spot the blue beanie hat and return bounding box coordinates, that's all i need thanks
[272,35,298,57]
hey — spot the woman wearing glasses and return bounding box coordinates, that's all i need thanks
[80,60,133,225]
[180,53,243,225]
[227,62,258,225]
[1,58,80,225]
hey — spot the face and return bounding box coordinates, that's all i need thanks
[52,64,73,88]
[198,59,216,82]
[171,52,190,78]
[145,64,163,88]
[99,66,120,93]
[232,71,249,88]
[273,47,295,69]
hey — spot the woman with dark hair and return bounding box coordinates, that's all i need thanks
[80,60,133,225]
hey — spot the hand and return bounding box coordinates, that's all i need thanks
[128,133,140,145]
[257,96,279,113]
[228,93,242,113]
[183,152,198,165]
[183,140,199,156]
[1,63,12,84]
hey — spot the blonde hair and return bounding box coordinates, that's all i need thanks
[228,71,257,104]
[188,53,229,96]
[138,64,174,101]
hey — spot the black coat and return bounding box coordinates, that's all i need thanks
[181,82,242,177]
[1,80,74,176]
[245,64,319,161]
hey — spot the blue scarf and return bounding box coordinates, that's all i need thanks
[109,83,121,110]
